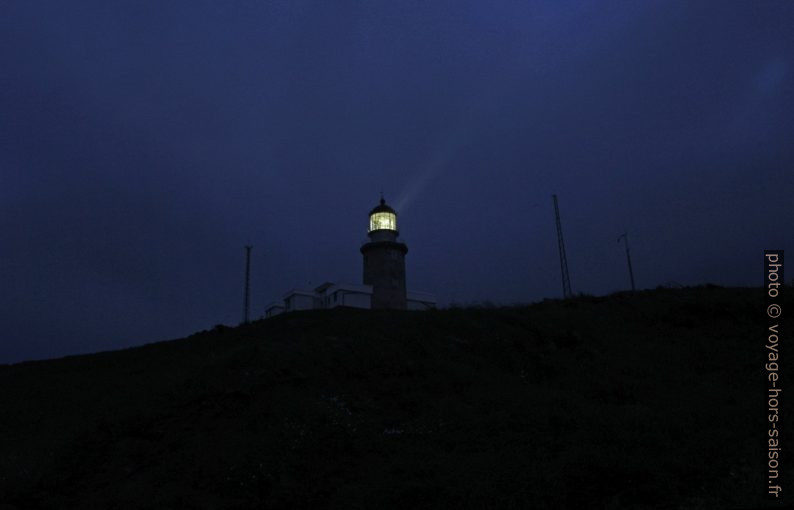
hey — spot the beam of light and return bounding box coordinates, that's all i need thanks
[394,125,472,214]
[755,58,787,96]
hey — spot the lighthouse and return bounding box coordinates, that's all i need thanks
[264,195,436,318]
[360,196,408,309]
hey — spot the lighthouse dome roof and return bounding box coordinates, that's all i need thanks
[369,197,396,216]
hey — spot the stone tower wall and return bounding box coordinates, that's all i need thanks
[361,241,408,309]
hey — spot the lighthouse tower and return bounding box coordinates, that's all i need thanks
[361,196,408,309]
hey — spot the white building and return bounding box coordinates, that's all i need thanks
[316,282,374,309]
[283,289,319,312]
[264,301,285,318]
[264,281,437,317]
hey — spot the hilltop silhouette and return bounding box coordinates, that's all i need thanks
[0,286,785,508]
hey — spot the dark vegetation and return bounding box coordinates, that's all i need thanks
[0,286,789,509]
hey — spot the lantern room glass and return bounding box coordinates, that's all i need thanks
[369,211,397,232]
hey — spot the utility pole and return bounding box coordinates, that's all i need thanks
[243,245,252,324]
[552,194,573,299]
[617,233,636,292]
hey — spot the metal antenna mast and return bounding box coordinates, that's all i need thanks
[243,245,252,324]
[552,194,573,299]
[617,233,636,292]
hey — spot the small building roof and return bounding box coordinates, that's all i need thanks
[282,288,317,299]
[314,281,336,293]
[327,283,373,295]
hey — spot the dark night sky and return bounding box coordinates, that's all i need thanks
[2,1,792,363]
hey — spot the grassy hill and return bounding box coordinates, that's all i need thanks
[0,286,789,509]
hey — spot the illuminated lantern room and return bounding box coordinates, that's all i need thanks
[368,197,397,233]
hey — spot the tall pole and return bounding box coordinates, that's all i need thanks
[552,194,573,299]
[617,233,636,292]
[243,245,252,324]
